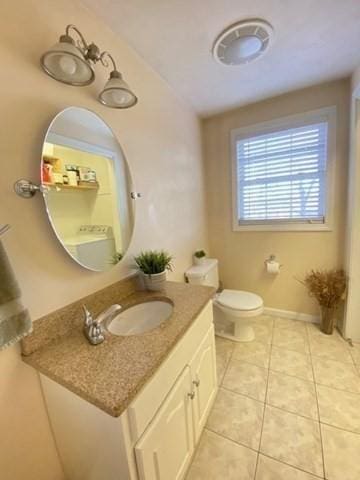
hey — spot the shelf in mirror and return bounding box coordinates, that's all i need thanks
[43,182,99,191]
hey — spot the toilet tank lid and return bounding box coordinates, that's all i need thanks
[185,258,218,279]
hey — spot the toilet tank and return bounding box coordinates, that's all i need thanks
[185,259,219,289]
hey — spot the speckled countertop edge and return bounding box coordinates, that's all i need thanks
[23,281,215,417]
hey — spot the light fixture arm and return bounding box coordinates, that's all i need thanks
[65,24,89,52]
[100,51,118,72]
[65,24,101,63]
[61,25,118,69]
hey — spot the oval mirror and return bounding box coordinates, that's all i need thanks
[41,107,134,271]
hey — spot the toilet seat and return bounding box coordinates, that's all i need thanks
[214,289,263,318]
[217,289,263,310]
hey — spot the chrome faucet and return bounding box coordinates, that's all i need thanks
[83,304,122,345]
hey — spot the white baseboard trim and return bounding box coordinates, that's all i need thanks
[264,307,320,324]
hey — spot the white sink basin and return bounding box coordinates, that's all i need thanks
[106,300,173,336]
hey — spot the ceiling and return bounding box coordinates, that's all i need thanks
[83,0,360,117]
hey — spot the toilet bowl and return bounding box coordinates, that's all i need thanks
[213,289,263,342]
[185,259,264,342]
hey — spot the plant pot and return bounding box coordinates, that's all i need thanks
[141,270,167,291]
[194,256,206,266]
[320,306,336,335]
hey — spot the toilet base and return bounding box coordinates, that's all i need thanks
[215,324,255,343]
[214,314,255,342]
[213,303,256,342]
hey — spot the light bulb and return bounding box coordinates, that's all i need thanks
[110,90,128,105]
[59,55,77,75]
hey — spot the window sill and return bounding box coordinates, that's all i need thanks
[233,222,332,232]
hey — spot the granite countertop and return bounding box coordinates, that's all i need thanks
[22,280,214,417]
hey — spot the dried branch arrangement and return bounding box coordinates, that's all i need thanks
[300,269,347,308]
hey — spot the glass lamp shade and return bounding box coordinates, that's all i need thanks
[40,36,95,86]
[224,35,263,63]
[99,71,137,108]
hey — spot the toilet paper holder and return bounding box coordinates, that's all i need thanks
[264,254,283,268]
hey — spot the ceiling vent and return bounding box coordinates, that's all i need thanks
[213,19,273,66]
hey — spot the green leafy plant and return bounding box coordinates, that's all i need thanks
[134,250,173,275]
[194,250,206,259]
[111,252,123,264]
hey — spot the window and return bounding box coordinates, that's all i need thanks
[231,107,336,231]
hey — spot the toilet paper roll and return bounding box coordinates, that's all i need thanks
[266,261,280,274]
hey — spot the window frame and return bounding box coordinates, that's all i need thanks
[230,106,336,232]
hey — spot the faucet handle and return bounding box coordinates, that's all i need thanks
[82,305,93,327]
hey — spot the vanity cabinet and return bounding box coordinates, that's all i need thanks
[189,327,217,442]
[135,326,217,480]
[135,366,194,480]
[40,300,217,480]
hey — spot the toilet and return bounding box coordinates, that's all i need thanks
[185,259,263,342]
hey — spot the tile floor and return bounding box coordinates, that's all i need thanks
[186,316,360,480]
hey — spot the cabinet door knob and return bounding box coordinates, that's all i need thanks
[193,379,200,387]
[188,391,195,400]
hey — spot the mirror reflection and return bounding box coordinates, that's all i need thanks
[41,107,134,271]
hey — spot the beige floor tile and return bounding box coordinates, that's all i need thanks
[256,455,320,480]
[349,343,360,365]
[207,388,264,450]
[274,317,307,332]
[317,384,360,433]
[312,357,360,394]
[186,429,257,480]
[232,340,271,368]
[215,336,234,383]
[270,346,314,382]
[250,315,275,328]
[309,336,353,363]
[260,406,323,477]
[266,371,318,420]
[272,328,310,354]
[322,424,360,480]
[223,358,268,401]
[306,322,343,342]
[215,336,235,355]
[252,323,273,344]
[216,351,230,384]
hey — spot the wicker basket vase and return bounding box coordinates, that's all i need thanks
[320,306,336,335]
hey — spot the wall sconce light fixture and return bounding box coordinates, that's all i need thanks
[40,25,138,109]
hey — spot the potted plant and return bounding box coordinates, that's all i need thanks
[300,269,347,334]
[134,250,173,291]
[194,250,207,266]
[111,252,123,264]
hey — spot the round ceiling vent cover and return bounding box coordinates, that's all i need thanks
[213,19,273,66]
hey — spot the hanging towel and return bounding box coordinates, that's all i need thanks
[0,240,32,350]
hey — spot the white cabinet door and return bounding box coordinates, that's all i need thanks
[190,325,217,442]
[135,366,194,480]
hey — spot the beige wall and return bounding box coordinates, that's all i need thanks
[0,1,208,479]
[203,79,350,316]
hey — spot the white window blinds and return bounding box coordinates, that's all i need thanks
[236,122,328,224]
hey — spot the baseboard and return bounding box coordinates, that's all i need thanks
[264,307,320,324]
